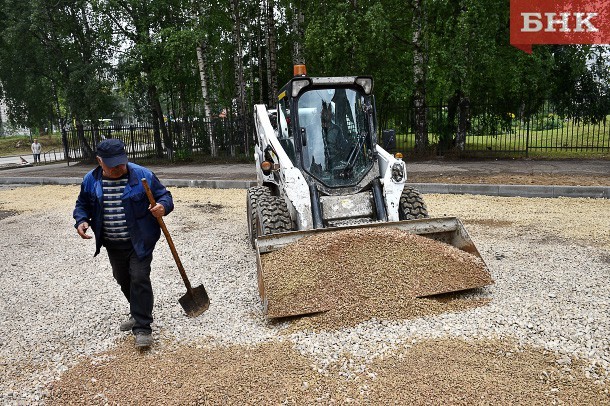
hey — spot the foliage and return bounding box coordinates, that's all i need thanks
[0,0,608,157]
[549,46,610,124]
[531,113,563,131]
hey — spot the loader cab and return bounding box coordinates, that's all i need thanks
[277,73,377,189]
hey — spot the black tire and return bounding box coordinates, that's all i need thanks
[246,186,271,248]
[256,195,293,238]
[398,186,429,220]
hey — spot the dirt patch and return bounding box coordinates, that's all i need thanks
[46,338,609,405]
[409,172,610,186]
[190,203,224,213]
[427,194,610,248]
[0,185,76,212]
[0,209,18,220]
[261,227,493,328]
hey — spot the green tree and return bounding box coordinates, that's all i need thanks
[0,0,117,158]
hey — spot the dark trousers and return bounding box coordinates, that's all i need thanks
[33,154,41,163]
[106,247,154,334]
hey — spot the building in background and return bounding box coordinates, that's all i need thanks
[0,98,29,137]
[0,98,7,137]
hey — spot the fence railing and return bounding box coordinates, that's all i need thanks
[63,117,252,164]
[62,100,610,164]
[41,148,64,164]
[0,149,64,166]
[379,100,610,157]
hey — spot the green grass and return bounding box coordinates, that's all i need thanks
[0,134,64,156]
[393,118,610,159]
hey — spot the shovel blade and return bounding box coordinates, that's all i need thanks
[179,285,210,317]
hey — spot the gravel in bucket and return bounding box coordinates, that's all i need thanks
[261,227,493,329]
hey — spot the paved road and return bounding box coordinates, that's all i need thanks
[408,159,610,177]
[0,161,256,180]
[0,151,65,166]
[2,158,610,180]
[0,159,608,198]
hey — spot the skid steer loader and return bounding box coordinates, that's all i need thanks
[248,65,492,318]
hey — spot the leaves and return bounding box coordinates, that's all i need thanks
[0,0,608,136]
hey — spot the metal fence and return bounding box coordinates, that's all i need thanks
[379,100,610,157]
[63,100,610,164]
[63,117,251,164]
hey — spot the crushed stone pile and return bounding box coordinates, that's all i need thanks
[47,338,610,405]
[261,227,494,329]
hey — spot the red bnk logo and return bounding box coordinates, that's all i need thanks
[510,0,610,53]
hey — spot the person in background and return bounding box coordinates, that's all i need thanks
[31,138,42,164]
[73,139,174,349]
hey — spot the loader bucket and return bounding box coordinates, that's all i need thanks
[255,217,493,319]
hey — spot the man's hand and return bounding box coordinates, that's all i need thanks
[149,203,166,218]
[77,222,92,239]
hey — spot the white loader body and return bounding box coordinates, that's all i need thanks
[247,71,492,318]
[253,103,407,230]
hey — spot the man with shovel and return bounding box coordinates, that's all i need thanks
[73,139,174,349]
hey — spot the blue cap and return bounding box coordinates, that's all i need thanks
[96,139,128,167]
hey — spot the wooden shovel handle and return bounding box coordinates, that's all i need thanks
[141,178,193,292]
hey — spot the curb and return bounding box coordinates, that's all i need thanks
[0,176,258,190]
[162,178,258,189]
[0,176,607,198]
[410,183,610,199]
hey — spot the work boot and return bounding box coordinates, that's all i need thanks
[134,332,153,348]
[119,316,135,332]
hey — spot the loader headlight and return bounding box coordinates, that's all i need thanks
[391,162,405,182]
[355,77,373,94]
[261,160,272,175]
[291,78,312,97]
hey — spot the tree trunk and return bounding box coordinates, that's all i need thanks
[455,94,470,151]
[231,0,247,155]
[248,31,255,117]
[257,4,265,104]
[147,84,168,158]
[150,101,163,158]
[177,84,191,155]
[292,1,305,65]
[76,119,94,161]
[154,95,171,156]
[52,83,70,162]
[196,40,217,156]
[266,0,278,102]
[441,91,460,154]
[412,0,428,154]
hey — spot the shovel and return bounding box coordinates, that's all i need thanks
[142,178,210,317]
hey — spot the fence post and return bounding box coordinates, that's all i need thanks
[129,125,136,162]
[525,115,530,158]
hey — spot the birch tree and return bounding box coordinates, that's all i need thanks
[266,0,278,102]
[196,38,217,155]
[411,0,428,153]
[230,0,248,153]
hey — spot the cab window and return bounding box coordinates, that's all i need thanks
[277,96,296,162]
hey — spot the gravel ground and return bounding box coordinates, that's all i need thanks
[0,185,609,404]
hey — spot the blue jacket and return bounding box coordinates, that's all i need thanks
[73,163,174,259]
